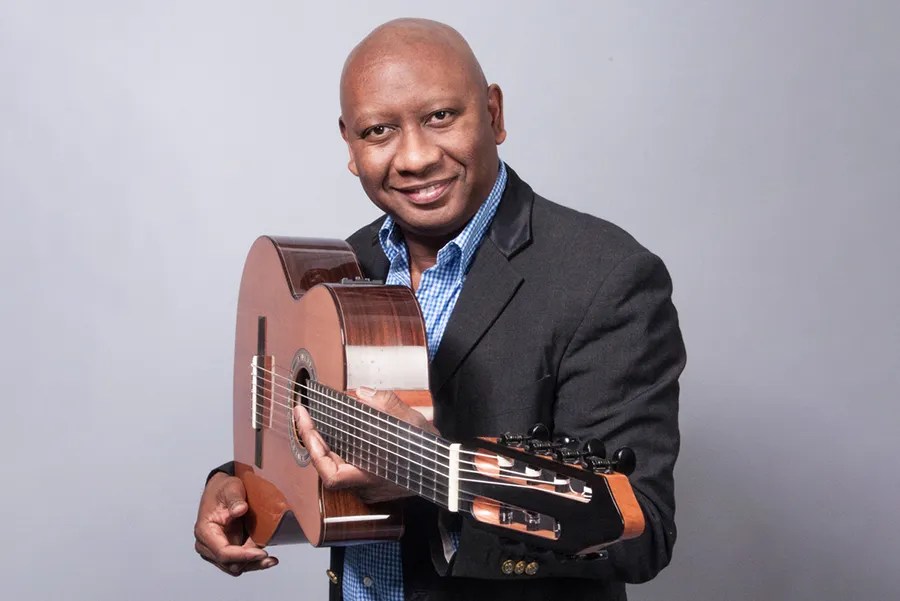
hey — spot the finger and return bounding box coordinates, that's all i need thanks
[237,556,280,573]
[207,541,269,564]
[194,521,268,562]
[297,414,380,489]
[238,537,279,572]
[198,550,278,577]
[306,431,374,489]
[292,405,321,442]
[195,539,269,567]
[355,387,434,431]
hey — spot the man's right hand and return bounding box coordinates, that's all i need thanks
[193,472,278,576]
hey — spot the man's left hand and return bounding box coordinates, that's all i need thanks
[292,386,437,504]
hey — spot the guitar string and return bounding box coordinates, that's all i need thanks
[265,393,560,489]
[255,363,544,464]
[259,415,516,513]
[259,375,448,465]
[259,387,585,497]
[249,365,594,493]
[261,416,555,516]
[259,382,573,488]
[258,368,585,486]
[257,364,454,457]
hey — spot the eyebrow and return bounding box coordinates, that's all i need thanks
[350,98,465,131]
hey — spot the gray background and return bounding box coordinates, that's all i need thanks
[2,1,898,599]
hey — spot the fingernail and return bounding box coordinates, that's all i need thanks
[356,385,376,399]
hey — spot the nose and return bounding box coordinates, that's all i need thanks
[392,126,441,176]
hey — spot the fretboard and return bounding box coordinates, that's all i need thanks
[303,381,453,509]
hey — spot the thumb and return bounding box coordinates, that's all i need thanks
[355,386,434,432]
[217,477,249,518]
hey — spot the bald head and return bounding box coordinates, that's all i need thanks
[340,19,487,114]
[336,19,506,246]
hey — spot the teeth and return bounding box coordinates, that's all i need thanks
[403,180,449,202]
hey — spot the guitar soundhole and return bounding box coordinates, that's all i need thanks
[290,368,312,441]
[288,348,317,466]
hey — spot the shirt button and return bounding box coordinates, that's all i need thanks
[514,560,527,575]
[525,561,539,576]
[501,559,515,575]
[363,576,374,588]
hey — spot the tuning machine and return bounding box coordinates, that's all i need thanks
[580,441,637,476]
[501,423,551,447]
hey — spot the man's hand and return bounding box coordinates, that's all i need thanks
[293,386,437,504]
[193,472,278,576]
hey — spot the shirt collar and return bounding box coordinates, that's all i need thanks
[378,161,508,280]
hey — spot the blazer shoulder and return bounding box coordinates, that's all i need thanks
[345,215,385,254]
[529,193,651,267]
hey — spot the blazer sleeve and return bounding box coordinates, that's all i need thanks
[449,251,686,583]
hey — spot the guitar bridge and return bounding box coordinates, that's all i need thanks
[251,354,274,430]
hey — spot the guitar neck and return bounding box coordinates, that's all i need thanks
[304,381,460,511]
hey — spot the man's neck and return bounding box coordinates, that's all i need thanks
[402,229,452,291]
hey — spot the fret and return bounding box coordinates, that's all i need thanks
[396,421,411,491]
[304,382,452,507]
[381,412,398,482]
[361,402,376,476]
[408,421,423,497]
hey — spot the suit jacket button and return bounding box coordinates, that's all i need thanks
[514,560,527,575]
[501,559,515,575]
[325,569,339,584]
[525,561,539,576]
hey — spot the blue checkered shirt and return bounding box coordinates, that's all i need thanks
[341,162,508,601]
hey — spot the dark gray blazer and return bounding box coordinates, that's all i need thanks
[325,165,687,601]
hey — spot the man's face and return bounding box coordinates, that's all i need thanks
[340,48,506,240]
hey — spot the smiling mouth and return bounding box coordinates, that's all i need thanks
[395,178,455,204]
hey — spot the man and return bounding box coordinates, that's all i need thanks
[194,18,685,601]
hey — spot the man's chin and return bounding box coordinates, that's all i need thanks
[392,211,468,241]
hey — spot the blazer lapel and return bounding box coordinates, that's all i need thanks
[430,165,534,393]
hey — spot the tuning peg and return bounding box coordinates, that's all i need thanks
[500,432,528,446]
[528,423,550,441]
[582,455,610,472]
[582,439,606,459]
[554,447,583,463]
[612,447,636,476]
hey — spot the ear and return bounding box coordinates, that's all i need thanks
[338,116,360,177]
[486,84,507,145]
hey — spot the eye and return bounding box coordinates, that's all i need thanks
[362,124,391,139]
[428,110,456,125]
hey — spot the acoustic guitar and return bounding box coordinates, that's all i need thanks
[232,235,645,555]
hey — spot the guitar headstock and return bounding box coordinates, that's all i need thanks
[453,424,645,555]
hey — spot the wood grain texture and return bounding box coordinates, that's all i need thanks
[234,237,414,545]
[233,236,418,547]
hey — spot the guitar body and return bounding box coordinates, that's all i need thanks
[232,236,646,555]
[232,236,431,547]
